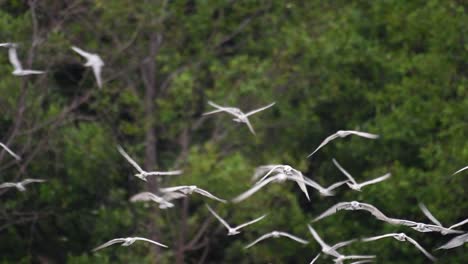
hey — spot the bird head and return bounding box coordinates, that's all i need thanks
[350,201,360,209]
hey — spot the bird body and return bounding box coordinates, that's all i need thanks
[92,237,167,251]
[245,230,308,249]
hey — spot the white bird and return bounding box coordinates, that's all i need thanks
[333,255,376,264]
[130,192,179,209]
[309,253,321,264]
[92,237,168,251]
[385,216,463,235]
[0,142,21,160]
[418,203,468,234]
[307,130,379,158]
[206,205,266,236]
[0,178,46,192]
[253,164,310,201]
[233,174,314,203]
[117,145,182,182]
[332,158,391,191]
[303,176,348,196]
[71,46,104,88]
[312,201,392,223]
[244,230,308,249]
[307,224,357,258]
[203,101,275,135]
[452,165,468,175]
[2,43,44,76]
[362,233,436,262]
[437,233,468,250]
[159,185,226,203]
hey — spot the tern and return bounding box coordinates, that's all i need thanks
[0,179,46,192]
[418,203,468,234]
[233,174,315,203]
[307,224,357,258]
[307,130,378,158]
[160,185,226,203]
[117,145,182,181]
[303,176,348,196]
[362,233,436,262]
[0,142,21,160]
[1,43,44,76]
[71,46,104,88]
[92,237,168,251]
[386,217,463,235]
[203,101,275,135]
[332,158,391,191]
[309,253,321,264]
[244,230,308,249]
[312,201,392,223]
[253,165,310,201]
[437,233,468,250]
[206,205,266,235]
[130,192,179,209]
[452,165,468,175]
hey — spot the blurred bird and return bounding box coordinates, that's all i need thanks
[1,43,45,75]
[160,185,226,203]
[130,192,177,209]
[332,158,391,191]
[206,205,266,235]
[92,237,167,251]
[0,142,21,160]
[307,130,378,158]
[0,179,46,192]
[418,203,468,234]
[117,145,182,181]
[307,225,357,258]
[312,201,392,223]
[71,46,104,88]
[203,101,275,135]
[245,230,308,249]
[362,233,436,262]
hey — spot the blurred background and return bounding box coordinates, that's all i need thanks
[0,0,466,263]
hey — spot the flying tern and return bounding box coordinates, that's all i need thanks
[71,46,104,88]
[312,201,392,223]
[206,205,266,235]
[0,179,46,192]
[160,185,226,203]
[332,158,391,191]
[418,203,467,234]
[92,237,167,251]
[203,101,275,135]
[245,230,308,249]
[117,145,182,181]
[130,192,180,209]
[307,224,357,258]
[307,130,378,158]
[1,43,44,76]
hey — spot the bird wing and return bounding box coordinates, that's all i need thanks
[312,202,351,222]
[309,253,321,264]
[244,233,273,249]
[92,64,103,89]
[359,173,391,188]
[232,176,277,203]
[145,170,183,176]
[307,225,331,249]
[8,47,22,70]
[278,231,309,244]
[361,233,398,242]
[449,218,468,230]
[0,143,21,160]
[0,183,17,189]
[243,117,256,135]
[405,236,436,261]
[332,158,357,184]
[206,101,241,117]
[244,102,275,117]
[162,192,186,201]
[291,170,310,201]
[20,70,45,75]
[359,203,392,222]
[130,192,164,203]
[384,217,418,226]
[71,46,93,60]
[253,165,282,183]
[437,233,468,250]
[92,238,125,251]
[331,239,357,250]
[418,203,442,226]
[206,205,231,230]
[349,260,374,264]
[134,237,168,248]
[307,133,339,158]
[326,180,349,192]
[117,145,144,173]
[452,165,468,175]
[347,130,379,139]
[235,214,267,230]
[194,188,227,203]
[159,186,189,193]
[21,179,46,185]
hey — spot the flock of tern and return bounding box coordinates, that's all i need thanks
[1,40,466,263]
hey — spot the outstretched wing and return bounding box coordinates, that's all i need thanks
[437,233,468,250]
[278,231,309,244]
[0,142,21,161]
[92,64,103,89]
[244,102,275,117]
[307,225,330,249]
[195,188,227,203]
[232,176,278,203]
[0,182,17,189]
[359,173,391,188]
[449,218,468,230]
[309,253,321,264]
[145,170,183,176]
[243,117,256,135]
[235,214,267,230]
[405,236,436,261]
[361,233,398,242]
[134,237,168,248]
[92,238,125,251]
[312,202,351,222]
[71,46,93,60]
[117,145,144,173]
[418,203,442,226]
[326,180,349,192]
[347,130,379,139]
[253,165,283,183]
[359,203,392,222]
[21,179,46,185]
[8,47,22,71]
[331,239,357,250]
[205,101,240,117]
[206,205,231,230]
[307,133,339,158]
[244,233,273,249]
[159,186,190,193]
[332,158,357,184]
[452,165,468,175]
